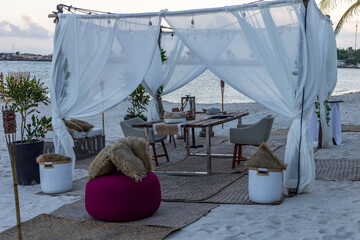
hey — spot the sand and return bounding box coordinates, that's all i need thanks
[1,92,360,239]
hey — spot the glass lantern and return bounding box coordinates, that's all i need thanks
[181,95,196,120]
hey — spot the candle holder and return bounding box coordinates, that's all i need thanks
[181,95,196,120]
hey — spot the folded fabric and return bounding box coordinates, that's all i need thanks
[72,130,87,140]
[164,111,186,119]
[86,128,103,137]
[153,123,182,135]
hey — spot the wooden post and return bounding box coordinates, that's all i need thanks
[2,106,22,239]
[318,122,322,149]
[0,72,3,102]
[102,113,105,135]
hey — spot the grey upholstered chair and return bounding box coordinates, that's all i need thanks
[230,115,274,168]
[120,117,169,166]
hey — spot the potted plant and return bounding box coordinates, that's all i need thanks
[0,76,52,185]
[125,84,150,121]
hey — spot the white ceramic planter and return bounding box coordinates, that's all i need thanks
[39,161,72,194]
[248,167,283,204]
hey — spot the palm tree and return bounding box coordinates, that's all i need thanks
[319,0,360,35]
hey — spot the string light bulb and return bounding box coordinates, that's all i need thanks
[191,17,195,28]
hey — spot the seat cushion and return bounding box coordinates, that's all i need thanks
[86,128,103,137]
[85,171,161,222]
[72,130,87,140]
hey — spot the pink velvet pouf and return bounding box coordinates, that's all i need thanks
[85,171,161,222]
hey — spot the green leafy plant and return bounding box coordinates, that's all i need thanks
[315,99,332,127]
[0,76,52,142]
[126,84,150,119]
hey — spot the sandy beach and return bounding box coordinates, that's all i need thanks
[1,91,360,239]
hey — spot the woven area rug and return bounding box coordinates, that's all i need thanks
[0,214,175,240]
[159,172,246,202]
[51,200,218,229]
[316,159,360,181]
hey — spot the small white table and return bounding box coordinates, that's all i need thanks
[308,100,343,145]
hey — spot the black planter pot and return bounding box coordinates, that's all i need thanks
[13,140,44,185]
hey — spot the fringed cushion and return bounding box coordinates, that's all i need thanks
[122,137,153,172]
[246,143,287,170]
[71,118,94,132]
[88,146,116,181]
[109,140,147,182]
[36,153,72,164]
[65,120,84,132]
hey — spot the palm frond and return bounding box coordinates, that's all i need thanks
[319,0,346,12]
[334,1,360,35]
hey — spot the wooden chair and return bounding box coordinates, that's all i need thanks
[120,117,169,166]
[230,115,274,168]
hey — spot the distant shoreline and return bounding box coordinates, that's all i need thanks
[0,53,52,62]
[0,59,51,62]
[0,57,359,68]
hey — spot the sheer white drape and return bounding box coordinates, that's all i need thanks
[165,0,336,193]
[144,32,207,120]
[50,14,161,174]
[306,0,338,148]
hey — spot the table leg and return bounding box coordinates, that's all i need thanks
[144,128,151,144]
[206,126,211,175]
[186,128,190,156]
[237,118,242,127]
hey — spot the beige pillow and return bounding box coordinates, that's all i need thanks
[65,119,84,132]
[88,146,116,181]
[121,137,153,172]
[70,118,94,132]
[110,140,147,182]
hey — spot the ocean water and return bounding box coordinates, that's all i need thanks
[0,60,359,104]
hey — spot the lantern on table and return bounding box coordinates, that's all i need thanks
[181,95,196,120]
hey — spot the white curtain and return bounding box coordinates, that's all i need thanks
[165,0,336,193]
[50,14,161,175]
[144,32,207,120]
[306,0,338,148]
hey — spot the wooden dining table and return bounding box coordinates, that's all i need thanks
[133,111,249,175]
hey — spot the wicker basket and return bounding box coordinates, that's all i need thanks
[44,135,105,160]
[248,167,283,204]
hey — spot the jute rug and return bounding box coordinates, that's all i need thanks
[315,159,360,181]
[341,125,360,132]
[0,214,175,240]
[159,172,247,202]
[51,200,218,229]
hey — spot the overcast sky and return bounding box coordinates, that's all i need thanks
[0,0,358,54]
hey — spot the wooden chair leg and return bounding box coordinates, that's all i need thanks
[150,143,159,166]
[232,144,238,169]
[237,144,242,164]
[161,140,170,162]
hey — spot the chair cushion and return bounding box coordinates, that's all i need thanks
[72,130,87,140]
[154,134,167,142]
[86,128,103,137]
[109,139,147,182]
[88,146,116,181]
[85,171,161,222]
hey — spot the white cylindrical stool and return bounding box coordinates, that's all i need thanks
[37,154,73,194]
[248,167,283,204]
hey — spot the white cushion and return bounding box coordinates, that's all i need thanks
[72,130,87,139]
[86,128,103,137]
